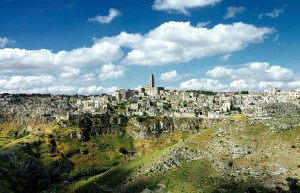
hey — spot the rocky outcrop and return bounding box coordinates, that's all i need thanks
[129,117,218,140]
[68,113,128,141]
[145,146,203,176]
[131,119,173,140]
[67,115,213,141]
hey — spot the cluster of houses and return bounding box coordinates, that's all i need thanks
[1,74,300,123]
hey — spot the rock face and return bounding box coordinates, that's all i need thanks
[145,146,203,176]
[68,113,128,141]
[129,117,215,140]
[67,115,215,144]
[70,113,250,140]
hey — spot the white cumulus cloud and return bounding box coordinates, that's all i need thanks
[181,62,297,92]
[60,67,80,78]
[206,66,234,78]
[77,85,117,94]
[1,21,272,76]
[99,63,125,81]
[207,62,293,82]
[0,75,55,90]
[160,70,179,81]
[153,0,221,15]
[88,8,121,24]
[81,73,95,82]
[0,74,119,95]
[0,42,123,73]
[180,78,228,91]
[229,79,257,91]
[98,22,274,66]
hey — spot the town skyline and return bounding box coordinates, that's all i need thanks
[1,0,300,94]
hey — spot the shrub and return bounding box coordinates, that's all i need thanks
[119,147,128,155]
[17,131,30,139]
[231,106,242,113]
[65,148,80,158]
[136,116,146,122]
[98,143,110,151]
[241,91,249,94]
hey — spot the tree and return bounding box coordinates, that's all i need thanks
[241,91,249,94]
[163,102,171,110]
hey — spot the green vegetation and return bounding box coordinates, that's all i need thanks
[135,115,155,123]
[241,91,249,94]
[193,90,216,96]
[136,115,146,122]
[231,106,242,112]
[138,159,217,193]
[118,103,126,110]
[68,115,300,193]
[162,102,171,110]
[68,166,112,181]
[1,114,300,193]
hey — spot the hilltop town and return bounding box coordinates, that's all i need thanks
[1,74,300,193]
[1,73,300,124]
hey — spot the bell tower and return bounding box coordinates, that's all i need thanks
[149,73,155,88]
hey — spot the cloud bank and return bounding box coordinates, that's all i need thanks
[99,22,274,66]
[180,62,298,92]
[0,21,275,94]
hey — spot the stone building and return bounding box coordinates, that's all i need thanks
[145,73,164,96]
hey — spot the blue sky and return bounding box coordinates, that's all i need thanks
[0,0,299,94]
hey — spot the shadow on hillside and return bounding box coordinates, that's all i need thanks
[76,165,300,193]
[211,177,300,193]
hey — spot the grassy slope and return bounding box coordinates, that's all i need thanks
[0,122,136,192]
[70,115,300,193]
[1,115,300,192]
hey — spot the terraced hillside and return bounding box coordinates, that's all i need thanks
[0,114,300,193]
[69,115,300,193]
